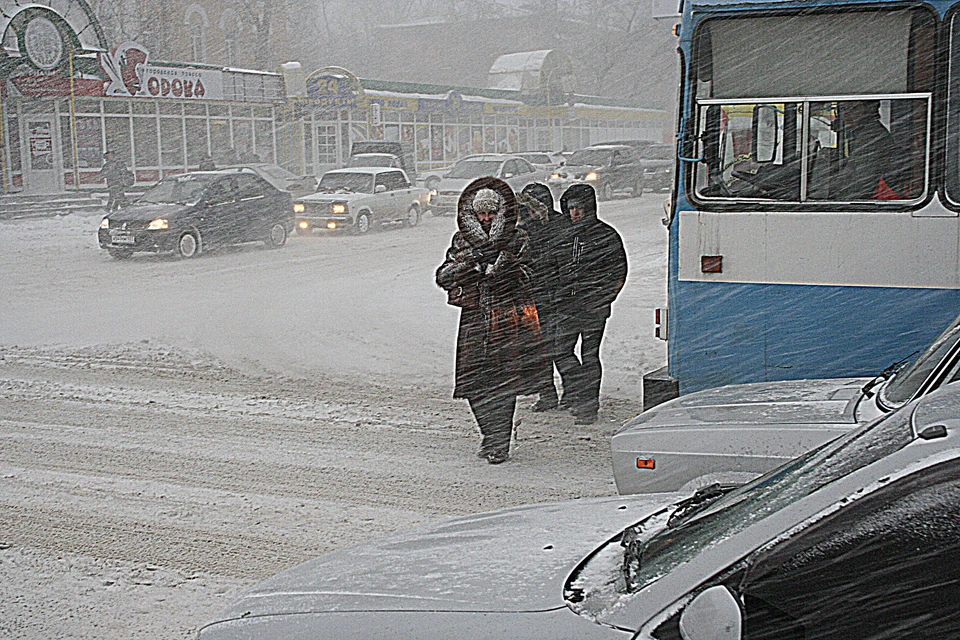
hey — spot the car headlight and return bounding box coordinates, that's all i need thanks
[298,220,310,230]
[147,218,168,230]
[550,173,561,181]
[332,203,346,214]
[586,172,598,181]
[293,203,305,214]
[99,218,109,229]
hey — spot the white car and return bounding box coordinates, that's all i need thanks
[294,168,430,235]
[222,163,317,197]
[432,154,545,215]
[611,313,960,494]
[198,382,960,639]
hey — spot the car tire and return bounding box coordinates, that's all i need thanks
[634,177,644,197]
[355,212,371,235]
[177,230,200,258]
[108,248,133,260]
[266,222,287,248]
[404,205,420,228]
[601,182,614,201]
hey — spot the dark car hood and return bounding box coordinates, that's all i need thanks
[618,378,870,433]
[106,202,188,222]
[207,495,679,621]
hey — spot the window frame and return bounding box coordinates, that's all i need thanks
[691,92,932,209]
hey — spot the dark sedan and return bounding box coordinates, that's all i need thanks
[98,169,294,259]
[548,144,643,201]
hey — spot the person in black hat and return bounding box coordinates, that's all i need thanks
[554,183,627,425]
[518,182,569,412]
[98,150,132,212]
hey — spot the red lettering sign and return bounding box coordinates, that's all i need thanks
[147,76,160,96]
[172,79,182,97]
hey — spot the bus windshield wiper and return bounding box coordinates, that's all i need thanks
[861,351,918,398]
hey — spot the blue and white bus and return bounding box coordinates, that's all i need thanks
[649,0,960,406]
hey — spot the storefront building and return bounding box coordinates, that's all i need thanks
[0,2,668,194]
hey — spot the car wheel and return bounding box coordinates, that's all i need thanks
[108,248,133,260]
[266,222,287,248]
[404,205,420,228]
[355,212,371,235]
[601,182,614,201]
[177,230,200,258]
[634,177,644,197]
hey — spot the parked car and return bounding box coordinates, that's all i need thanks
[223,163,317,197]
[349,141,416,183]
[516,151,565,171]
[548,144,643,201]
[198,382,960,639]
[433,154,544,215]
[294,168,429,235]
[612,312,960,494]
[347,153,404,171]
[637,143,675,192]
[97,169,293,259]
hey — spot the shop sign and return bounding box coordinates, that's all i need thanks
[485,103,521,115]
[304,67,364,108]
[101,42,224,100]
[138,66,223,100]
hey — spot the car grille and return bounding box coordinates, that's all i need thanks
[113,220,148,231]
[439,190,459,196]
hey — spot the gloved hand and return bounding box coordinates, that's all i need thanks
[472,246,500,266]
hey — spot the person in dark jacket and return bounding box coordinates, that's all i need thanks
[837,101,902,200]
[436,177,550,464]
[518,182,569,411]
[554,183,627,425]
[98,151,131,212]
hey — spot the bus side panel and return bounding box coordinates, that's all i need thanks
[669,279,959,394]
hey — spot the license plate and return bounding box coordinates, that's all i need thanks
[110,231,135,245]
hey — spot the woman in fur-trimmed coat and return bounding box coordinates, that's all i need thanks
[436,177,550,464]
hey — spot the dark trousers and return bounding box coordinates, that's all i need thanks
[468,394,517,456]
[555,316,607,417]
[537,304,560,403]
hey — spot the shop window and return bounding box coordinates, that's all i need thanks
[103,117,131,163]
[159,103,182,116]
[133,117,159,168]
[60,118,73,170]
[161,118,185,168]
[210,119,233,164]
[184,104,206,117]
[185,119,209,166]
[133,102,156,115]
[233,119,253,161]
[74,117,103,169]
[103,101,129,115]
[254,119,273,163]
[7,116,22,174]
[220,9,241,67]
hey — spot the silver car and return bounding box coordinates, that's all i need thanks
[612,313,960,494]
[198,383,960,638]
[432,154,544,215]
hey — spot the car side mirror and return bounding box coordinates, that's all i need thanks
[375,184,387,193]
[678,586,742,640]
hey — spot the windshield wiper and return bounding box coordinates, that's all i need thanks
[861,350,919,398]
[667,483,740,528]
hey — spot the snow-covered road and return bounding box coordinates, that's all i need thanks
[0,195,667,639]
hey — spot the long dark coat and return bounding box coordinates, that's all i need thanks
[436,177,550,400]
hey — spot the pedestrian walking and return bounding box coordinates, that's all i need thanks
[436,177,550,464]
[554,183,627,425]
[517,182,569,412]
[98,151,132,212]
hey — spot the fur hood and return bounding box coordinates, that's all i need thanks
[457,177,518,248]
